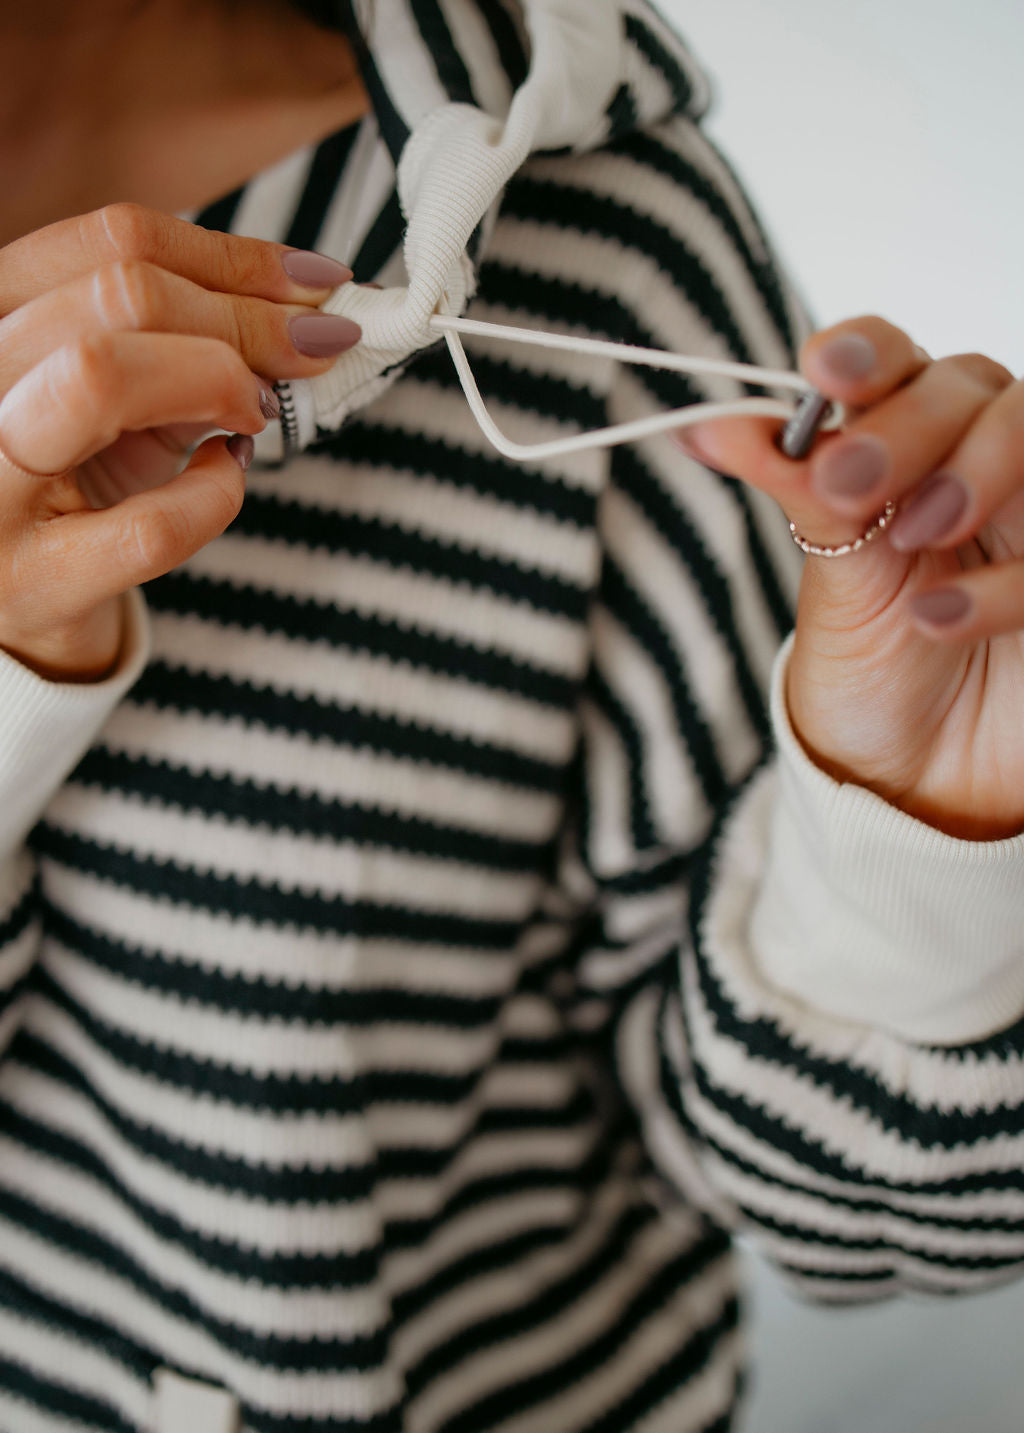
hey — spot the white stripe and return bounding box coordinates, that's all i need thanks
[0,1214,403,1419]
[395,1175,634,1371]
[228,146,316,243]
[101,704,558,842]
[496,1262,739,1433]
[578,697,637,875]
[682,948,1024,1185]
[3,1041,603,1246]
[42,943,503,1078]
[145,612,574,766]
[608,363,791,703]
[40,866,521,1000]
[309,113,394,267]
[0,1136,390,1339]
[16,995,578,1168]
[366,0,450,132]
[47,786,538,923]
[438,0,516,116]
[0,1304,151,1431]
[603,482,762,785]
[403,1208,710,1432]
[592,604,710,846]
[181,534,586,676]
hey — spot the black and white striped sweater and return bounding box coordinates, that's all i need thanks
[2,3,1023,1430]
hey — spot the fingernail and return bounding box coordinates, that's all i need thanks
[226,433,254,471]
[888,473,968,551]
[910,587,971,627]
[281,250,353,288]
[814,435,888,500]
[288,313,362,357]
[258,385,280,420]
[817,333,877,381]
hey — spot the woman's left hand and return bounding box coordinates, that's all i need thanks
[673,315,1024,840]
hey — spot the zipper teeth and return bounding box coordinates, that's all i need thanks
[274,380,299,458]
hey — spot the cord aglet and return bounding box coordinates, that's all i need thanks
[778,389,834,459]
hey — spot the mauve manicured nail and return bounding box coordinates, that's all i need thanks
[288,313,362,357]
[282,250,353,287]
[818,333,877,381]
[814,435,888,500]
[888,473,968,551]
[910,588,971,627]
[226,433,254,470]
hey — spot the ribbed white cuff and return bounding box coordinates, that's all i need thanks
[0,589,150,862]
[749,633,1024,1045]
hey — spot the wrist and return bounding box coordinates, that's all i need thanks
[0,597,125,684]
[785,657,1024,843]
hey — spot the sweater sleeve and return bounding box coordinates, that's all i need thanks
[564,113,1024,1302]
[0,589,150,1053]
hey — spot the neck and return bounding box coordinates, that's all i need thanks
[1,0,368,239]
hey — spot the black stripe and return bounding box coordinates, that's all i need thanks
[71,748,547,872]
[421,1232,732,1431]
[147,570,581,705]
[609,126,801,363]
[123,662,566,793]
[0,1351,136,1433]
[577,1297,740,1433]
[409,0,479,107]
[501,179,768,376]
[0,881,38,1021]
[284,121,362,253]
[33,824,521,950]
[474,0,529,89]
[143,570,578,709]
[311,414,598,529]
[0,1184,392,1371]
[193,186,245,235]
[623,14,696,118]
[226,491,590,617]
[337,0,409,171]
[686,853,1024,1151]
[41,903,513,1023]
[610,442,774,745]
[586,667,657,853]
[18,975,574,1119]
[602,555,729,812]
[604,83,639,144]
[351,188,405,282]
[0,1091,382,1285]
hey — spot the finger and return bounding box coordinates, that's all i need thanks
[808,351,1014,521]
[672,353,1014,552]
[0,332,269,477]
[887,374,1024,553]
[77,422,219,509]
[0,202,352,315]
[36,432,250,614]
[798,314,933,408]
[0,259,362,392]
[907,561,1024,643]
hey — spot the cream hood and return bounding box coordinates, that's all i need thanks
[264,0,714,459]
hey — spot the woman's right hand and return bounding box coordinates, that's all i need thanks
[0,203,359,682]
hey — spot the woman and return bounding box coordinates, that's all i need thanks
[0,1,1021,1429]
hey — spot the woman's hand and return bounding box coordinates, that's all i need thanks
[674,315,1024,840]
[0,203,358,682]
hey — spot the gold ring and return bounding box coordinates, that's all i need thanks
[789,500,898,558]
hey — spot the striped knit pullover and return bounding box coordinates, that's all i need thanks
[2,3,1024,1430]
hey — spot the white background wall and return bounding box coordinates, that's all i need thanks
[660,0,1023,374]
[652,3,1024,1430]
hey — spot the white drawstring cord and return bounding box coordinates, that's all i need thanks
[428,312,846,462]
